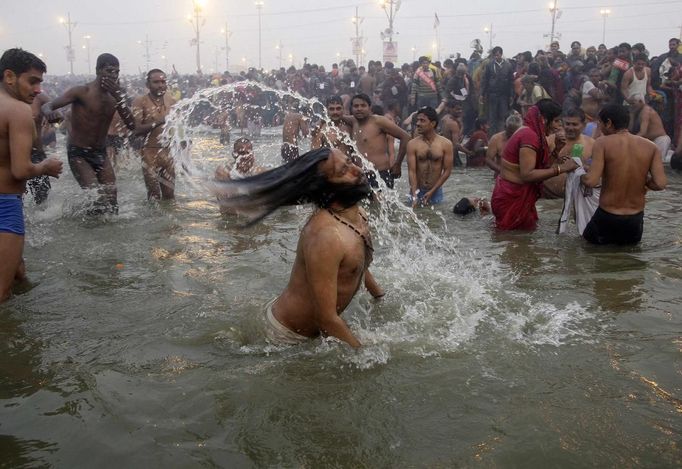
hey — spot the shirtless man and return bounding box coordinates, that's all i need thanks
[310,95,354,157]
[215,148,384,347]
[581,104,667,244]
[544,108,595,198]
[628,93,671,159]
[486,113,523,176]
[406,106,454,207]
[581,68,608,122]
[42,53,135,213]
[215,137,264,217]
[346,93,410,188]
[132,69,177,200]
[0,48,63,302]
[440,102,466,164]
[215,138,264,182]
[281,98,309,163]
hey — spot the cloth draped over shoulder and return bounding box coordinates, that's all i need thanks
[491,105,550,231]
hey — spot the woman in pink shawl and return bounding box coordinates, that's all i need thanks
[491,99,578,230]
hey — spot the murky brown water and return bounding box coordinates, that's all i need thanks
[2,127,681,467]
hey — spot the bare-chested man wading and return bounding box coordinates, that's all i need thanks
[406,106,453,207]
[281,97,309,163]
[345,93,410,189]
[581,104,667,245]
[132,69,177,200]
[43,53,135,213]
[0,49,63,302]
[311,95,354,157]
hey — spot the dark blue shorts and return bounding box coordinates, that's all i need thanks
[0,194,24,235]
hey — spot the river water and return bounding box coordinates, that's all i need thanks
[1,122,681,467]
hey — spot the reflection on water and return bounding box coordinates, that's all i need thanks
[1,89,681,465]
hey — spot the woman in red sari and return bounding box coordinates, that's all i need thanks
[491,99,578,230]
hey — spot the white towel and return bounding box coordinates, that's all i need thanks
[557,160,601,235]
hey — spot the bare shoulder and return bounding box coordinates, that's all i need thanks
[489,132,503,144]
[302,212,343,250]
[131,95,146,107]
[436,134,453,149]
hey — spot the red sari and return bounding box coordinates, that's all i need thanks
[491,106,550,231]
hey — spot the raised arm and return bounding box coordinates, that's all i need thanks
[305,228,361,348]
[43,86,82,112]
[379,116,410,177]
[519,145,577,183]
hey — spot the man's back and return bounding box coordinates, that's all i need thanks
[600,133,657,214]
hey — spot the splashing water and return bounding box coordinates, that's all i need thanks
[158,81,595,366]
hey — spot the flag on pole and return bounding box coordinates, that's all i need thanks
[434,12,440,29]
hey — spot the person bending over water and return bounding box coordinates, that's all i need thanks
[214,148,384,347]
[581,104,667,245]
[0,48,63,302]
[42,53,135,214]
[406,106,453,207]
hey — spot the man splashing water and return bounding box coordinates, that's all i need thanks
[214,148,385,347]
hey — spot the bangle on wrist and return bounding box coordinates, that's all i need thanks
[556,165,561,176]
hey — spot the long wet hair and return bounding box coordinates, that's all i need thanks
[212,148,370,226]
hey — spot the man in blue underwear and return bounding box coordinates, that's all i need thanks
[581,104,667,245]
[42,53,135,214]
[0,48,63,302]
[406,106,454,207]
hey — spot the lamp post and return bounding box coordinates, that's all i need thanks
[221,23,232,72]
[600,9,611,45]
[483,25,494,52]
[276,41,284,69]
[351,8,364,68]
[188,0,207,74]
[379,0,401,63]
[548,1,561,45]
[82,35,92,75]
[58,13,77,75]
[378,0,400,43]
[255,0,264,69]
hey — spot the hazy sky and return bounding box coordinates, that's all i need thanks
[2,0,681,75]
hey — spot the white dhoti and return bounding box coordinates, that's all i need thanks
[265,298,310,345]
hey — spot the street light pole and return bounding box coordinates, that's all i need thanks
[548,1,560,44]
[600,9,611,45]
[188,0,206,74]
[59,13,77,75]
[255,1,264,69]
[82,35,92,75]
[221,23,232,71]
[483,25,494,52]
[276,41,283,68]
[351,7,364,68]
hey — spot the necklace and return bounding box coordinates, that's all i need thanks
[327,208,374,256]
